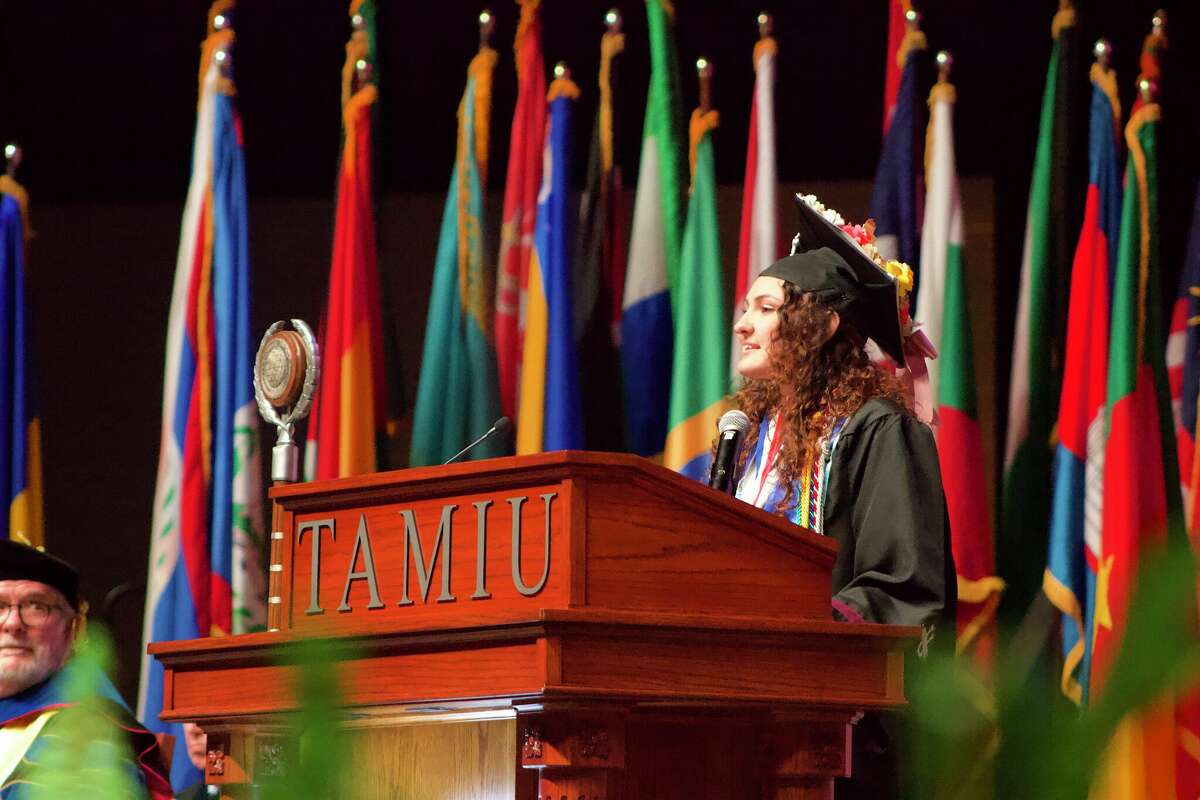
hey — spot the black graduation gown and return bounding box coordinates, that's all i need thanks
[823,397,957,636]
[820,398,957,799]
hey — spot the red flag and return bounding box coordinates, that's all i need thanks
[881,0,909,133]
[494,0,546,421]
[305,12,386,480]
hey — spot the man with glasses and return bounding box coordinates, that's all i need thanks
[0,538,171,798]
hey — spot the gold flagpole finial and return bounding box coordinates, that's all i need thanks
[905,8,920,30]
[1138,76,1157,104]
[757,12,773,38]
[1152,9,1167,35]
[553,61,570,81]
[605,8,622,34]
[4,143,21,178]
[479,9,495,50]
[696,57,713,113]
[936,50,952,83]
[1093,38,1112,67]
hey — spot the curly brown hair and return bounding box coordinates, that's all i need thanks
[733,284,909,513]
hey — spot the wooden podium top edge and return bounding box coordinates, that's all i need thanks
[148,607,918,659]
[268,450,839,565]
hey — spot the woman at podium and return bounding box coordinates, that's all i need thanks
[731,195,955,638]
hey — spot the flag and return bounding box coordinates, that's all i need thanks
[306,3,389,478]
[729,32,778,382]
[495,0,546,424]
[0,173,43,547]
[916,77,1003,666]
[665,107,726,479]
[516,73,583,453]
[1090,83,1190,800]
[573,24,628,452]
[1042,61,1122,704]
[621,0,685,457]
[1168,183,1200,533]
[138,6,266,789]
[999,4,1084,623]
[409,41,503,465]
[1166,152,1200,800]
[881,0,911,133]
[868,12,924,268]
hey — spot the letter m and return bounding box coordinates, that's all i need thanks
[398,505,456,605]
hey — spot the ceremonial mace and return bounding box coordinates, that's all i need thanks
[252,320,319,631]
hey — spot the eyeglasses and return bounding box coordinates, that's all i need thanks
[0,600,65,628]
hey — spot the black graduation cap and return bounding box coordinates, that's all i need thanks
[760,194,906,364]
[0,538,80,609]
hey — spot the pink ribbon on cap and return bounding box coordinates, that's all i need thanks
[898,328,939,427]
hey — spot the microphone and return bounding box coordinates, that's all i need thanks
[443,417,514,465]
[709,410,751,494]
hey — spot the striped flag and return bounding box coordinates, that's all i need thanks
[917,76,1003,666]
[1090,86,1190,800]
[516,72,583,453]
[1000,4,1083,623]
[139,6,266,789]
[729,32,778,382]
[881,0,910,133]
[665,105,727,479]
[494,0,546,424]
[0,172,43,547]
[1168,182,1200,534]
[1042,60,1122,704]
[306,1,389,478]
[868,12,924,268]
[410,40,504,465]
[573,23,628,452]
[1165,158,1200,800]
[621,0,685,457]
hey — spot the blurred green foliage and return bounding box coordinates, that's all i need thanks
[258,637,353,800]
[25,627,143,799]
[909,540,1200,798]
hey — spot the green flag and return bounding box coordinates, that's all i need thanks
[620,0,687,457]
[664,109,727,479]
[999,7,1084,623]
[410,46,503,466]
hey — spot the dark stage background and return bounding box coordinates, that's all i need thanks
[0,1,1197,706]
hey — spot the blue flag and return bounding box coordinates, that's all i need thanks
[517,77,584,452]
[0,179,43,548]
[139,22,265,791]
[1043,66,1122,705]
[869,39,923,274]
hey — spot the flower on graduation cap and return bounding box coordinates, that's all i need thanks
[884,260,914,298]
[796,193,846,227]
[840,222,873,247]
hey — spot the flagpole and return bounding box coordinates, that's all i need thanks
[479,8,494,50]
[697,57,712,114]
[3,143,20,178]
[935,49,952,83]
[757,11,772,39]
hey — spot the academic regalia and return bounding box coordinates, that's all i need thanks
[734,194,955,799]
[735,397,956,633]
[0,669,173,799]
[0,538,172,799]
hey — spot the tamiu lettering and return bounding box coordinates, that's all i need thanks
[296,493,557,614]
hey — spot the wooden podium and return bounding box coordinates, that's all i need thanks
[149,452,916,799]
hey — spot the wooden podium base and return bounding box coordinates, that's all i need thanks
[205,706,853,799]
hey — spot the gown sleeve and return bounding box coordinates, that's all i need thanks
[825,402,954,630]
